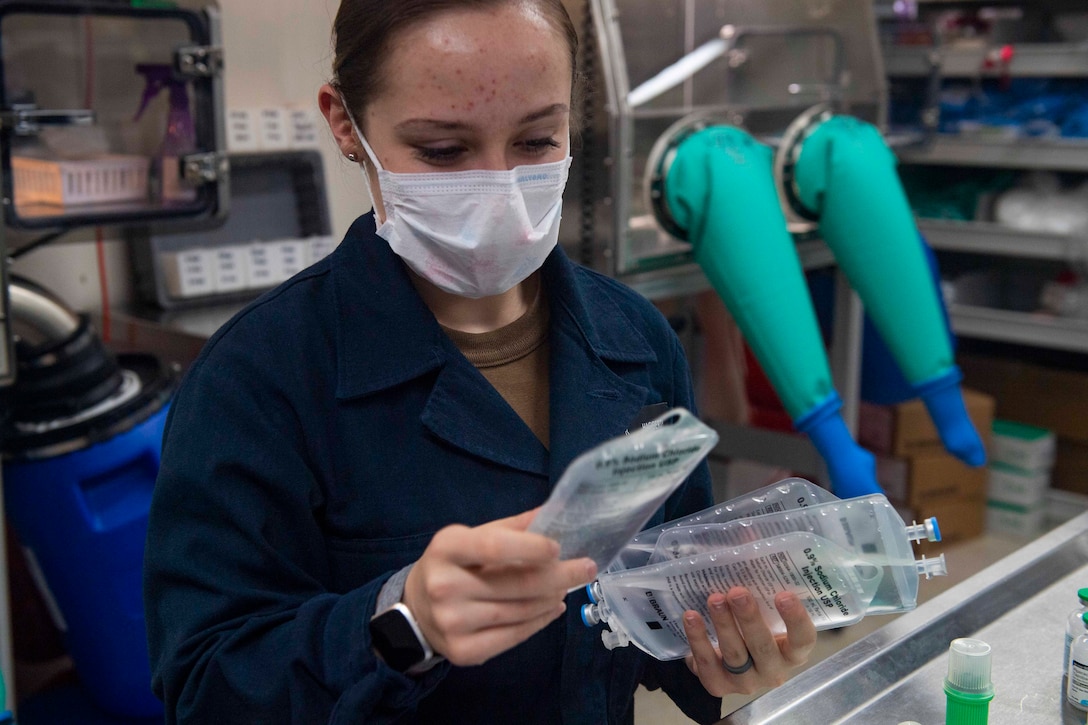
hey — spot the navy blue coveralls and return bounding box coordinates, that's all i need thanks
[144,214,722,724]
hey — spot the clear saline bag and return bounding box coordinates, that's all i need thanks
[607,477,840,573]
[581,493,947,661]
[527,408,718,570]
[644,493,941,565]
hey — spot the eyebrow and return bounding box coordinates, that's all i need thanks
[520,103,569,124]
[394,103,569,133]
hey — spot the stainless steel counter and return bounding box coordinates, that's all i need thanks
[721,512,1088,725]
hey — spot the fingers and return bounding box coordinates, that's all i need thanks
[437,601,568,667]
[682,594,749,697]
[436,521,561,569]
[402,510,599,668]
[422,554,596,604]
[685,587,817,698]
[490,506,542,532]
[429,512,597,594]
[432,596,567,633]
[725,587,786,685]
[706,592,749,670]
[775,591,817,666]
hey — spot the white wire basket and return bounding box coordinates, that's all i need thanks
[13,154,150,207]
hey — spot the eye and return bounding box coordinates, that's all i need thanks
[518,137,561,156]
[413,145,467,166]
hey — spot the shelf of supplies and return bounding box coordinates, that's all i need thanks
[919,219,1088,262]
[898,135,1088,171]
[949,303,1088,353]
[708,421,828,484]
[884,43,1088,78]
[623,238,835,301]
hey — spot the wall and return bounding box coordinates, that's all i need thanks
[211,0,367,236]
[9,0,366,314]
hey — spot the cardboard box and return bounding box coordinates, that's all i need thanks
[858,388,995,459]
[990,420,1056,472]
[911,453,988,507]
[875,455,910,502]
[986,501,1047,539]
[960,354,1088,443]
[987,464,1050,508]
[911,497,988,554]
[1053,437,1088,496]
[876,449,989,551]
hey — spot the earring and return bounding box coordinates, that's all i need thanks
[347,152,358,162]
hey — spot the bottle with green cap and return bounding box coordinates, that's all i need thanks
[1065,588,1088,677]
[945,638,994,725]
[1069,612,1088,711]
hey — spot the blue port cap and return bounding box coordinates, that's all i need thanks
[929,517,942,542]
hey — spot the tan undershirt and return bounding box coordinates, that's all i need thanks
[441,291,551,448]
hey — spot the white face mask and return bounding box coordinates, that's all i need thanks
[345,108,571,299]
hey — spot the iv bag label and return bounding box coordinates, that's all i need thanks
[528,408,718,569]
[539,441,710,558]
[658,546,860,632]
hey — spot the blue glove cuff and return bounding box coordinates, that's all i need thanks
[914,367,987,467]
[795,393,881,499]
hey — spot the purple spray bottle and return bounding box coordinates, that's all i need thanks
[134,63,197,203]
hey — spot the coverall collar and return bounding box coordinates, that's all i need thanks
[333,214,658,479]
[333,214,656,400]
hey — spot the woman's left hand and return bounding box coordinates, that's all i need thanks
[682,586,817,697]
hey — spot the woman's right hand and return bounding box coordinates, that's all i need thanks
[402,508,597,667]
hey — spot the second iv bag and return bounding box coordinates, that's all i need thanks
[582,482,947,661]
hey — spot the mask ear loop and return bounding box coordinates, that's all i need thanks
[339,93,384,171]
[339,92,386,220]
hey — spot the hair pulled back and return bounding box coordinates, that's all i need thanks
[331,0,581,131]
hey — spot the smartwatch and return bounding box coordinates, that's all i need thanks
[369,602,441,674]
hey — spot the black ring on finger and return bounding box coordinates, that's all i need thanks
[723,650,754,675]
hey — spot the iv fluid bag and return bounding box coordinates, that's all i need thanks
[585,492,946,661]
[608,477,839,573]
[648,494,914,564]
[528,408,718,570]
[645,495,930,616]
[596,531,916,661]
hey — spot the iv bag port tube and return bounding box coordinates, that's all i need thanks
[664,126,879,498]
[790,116,985,467]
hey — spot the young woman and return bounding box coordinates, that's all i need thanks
[143,2,816,722]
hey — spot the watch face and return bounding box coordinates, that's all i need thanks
[370,607,427,672]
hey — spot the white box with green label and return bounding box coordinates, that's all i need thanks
[990,420,1055,473]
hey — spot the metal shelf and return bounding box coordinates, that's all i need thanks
[708,421,829,485]
[919,219,1088,262]
[622,239,836,301]
[898,135,1088,171]
[949,303,1088,353]
[884,43,1088,78]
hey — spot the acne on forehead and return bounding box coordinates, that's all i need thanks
[407,6,566,70]
[410,44,557,109]
[371,6,571,129]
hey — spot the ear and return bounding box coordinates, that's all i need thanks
[318,83,360,159]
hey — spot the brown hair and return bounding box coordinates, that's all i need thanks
[330,0,583,133]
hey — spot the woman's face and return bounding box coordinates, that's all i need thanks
[360,3,573,176]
